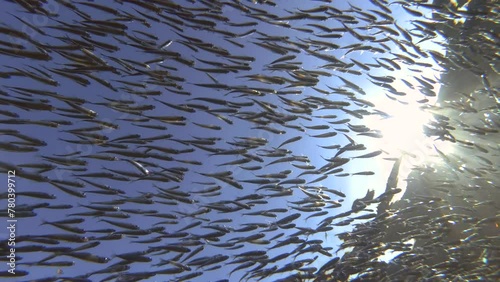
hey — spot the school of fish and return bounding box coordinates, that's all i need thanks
[0,0,498,281]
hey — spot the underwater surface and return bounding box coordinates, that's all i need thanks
[0,0,498,281]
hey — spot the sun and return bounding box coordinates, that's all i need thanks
[365,98,435,161]
[362,88,453,203]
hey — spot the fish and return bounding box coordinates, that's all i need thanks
[0,0,497,281]
[352,150,383,159]
[98,219,139,230]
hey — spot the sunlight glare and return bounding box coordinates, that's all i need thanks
[367,98,435,161]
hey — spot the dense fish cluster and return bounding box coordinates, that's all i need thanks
[0,0,498,281]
